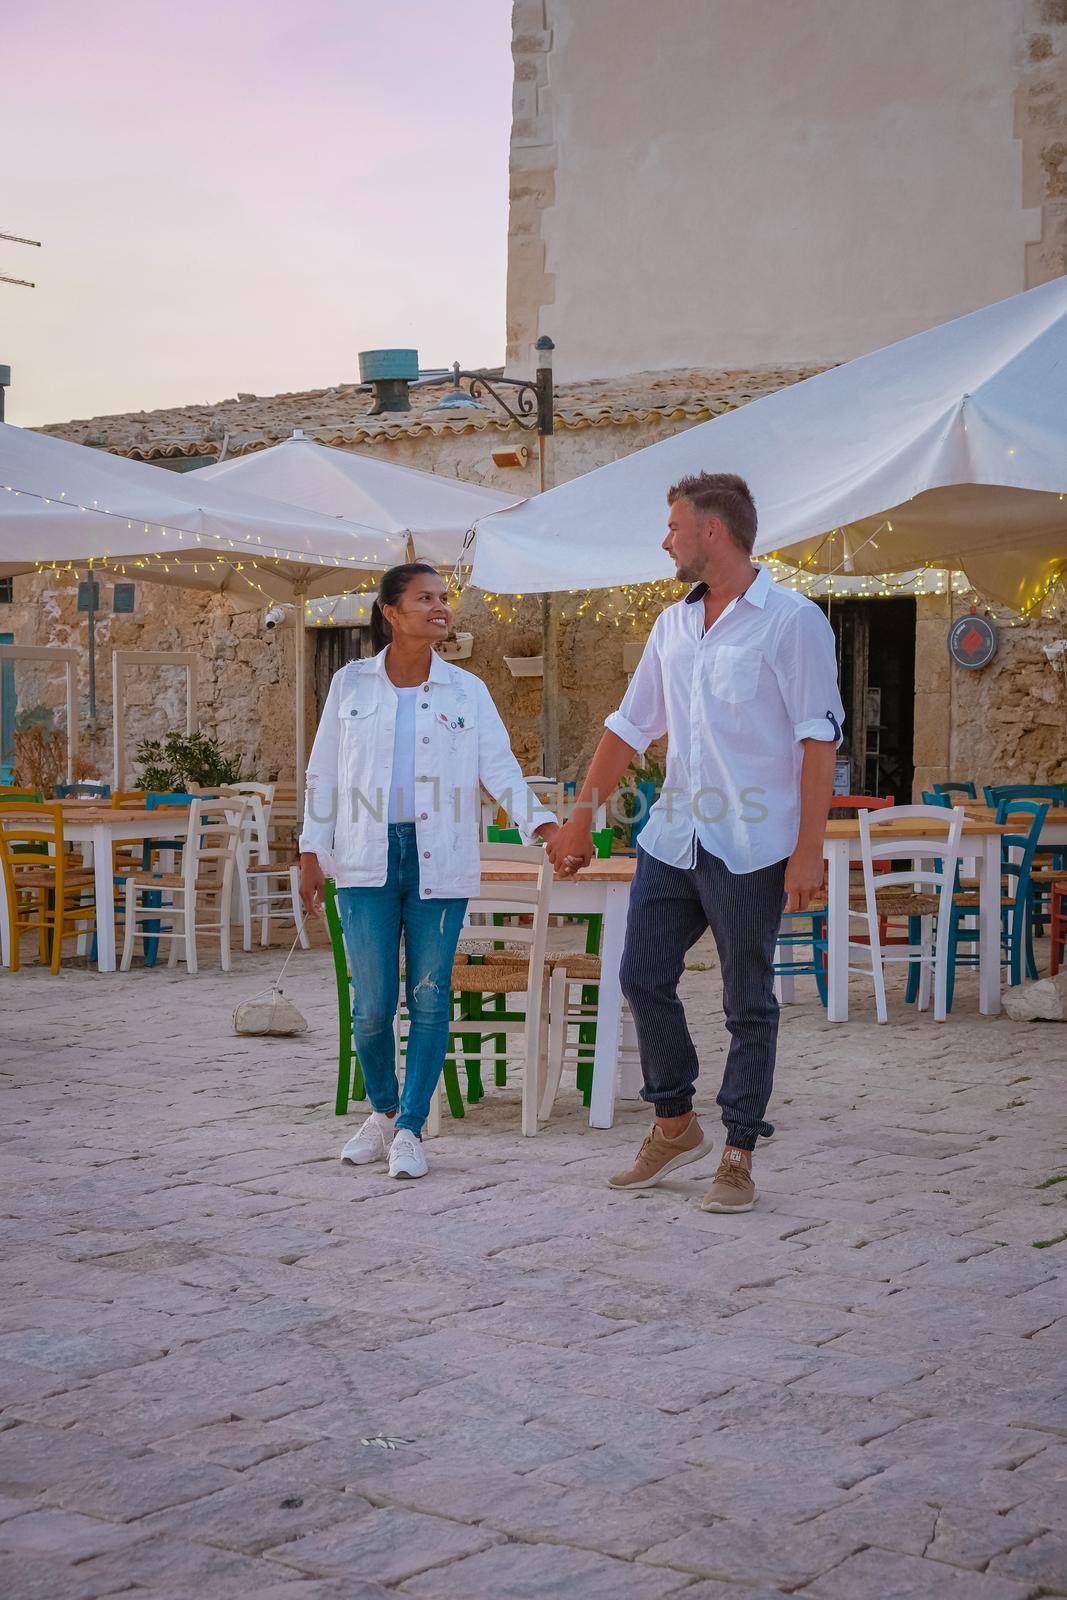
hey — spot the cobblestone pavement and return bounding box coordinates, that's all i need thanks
[2,935,1067,1600]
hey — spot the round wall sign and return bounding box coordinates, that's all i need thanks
[948,614,998,670]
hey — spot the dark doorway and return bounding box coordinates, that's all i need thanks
[314,625,371,721]
[816,597,916,802]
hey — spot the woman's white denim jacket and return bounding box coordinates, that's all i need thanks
[298,648,556,898]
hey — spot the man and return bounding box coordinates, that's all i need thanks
[548,473,843,1212]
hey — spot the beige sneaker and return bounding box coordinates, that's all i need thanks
[607,1116,710,1191]
[700,1146,757,1212]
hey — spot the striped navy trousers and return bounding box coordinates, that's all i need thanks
[619,842,787,1150]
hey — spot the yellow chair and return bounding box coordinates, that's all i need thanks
[0,803,96,974]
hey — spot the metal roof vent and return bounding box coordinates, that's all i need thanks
[358,348,419,414]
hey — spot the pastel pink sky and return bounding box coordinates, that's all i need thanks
[3,0,513,427]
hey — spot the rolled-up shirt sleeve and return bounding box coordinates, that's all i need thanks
[604,614,668,754]
[772,603,846,745]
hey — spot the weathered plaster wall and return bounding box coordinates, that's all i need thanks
[509,0,1045,380]
[912,591,1067,797]
[1019,0,1067,287]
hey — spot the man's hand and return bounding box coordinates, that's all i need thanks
[784,844,825,913]
[546,818,594,878]
[299,851,326,918]
[534,821,560,851]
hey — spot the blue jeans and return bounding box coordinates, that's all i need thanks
[336,825,467,1136]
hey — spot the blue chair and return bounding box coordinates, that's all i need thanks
[932,781,976,801]
[56,781,111,800]
[629,780,659,846]
[140,793,196,965]
[983,783,1066,808]
[906,798,1047,1009]
[983,785,1065,933]
[773,911,828,1007]
[778,795,897,1007]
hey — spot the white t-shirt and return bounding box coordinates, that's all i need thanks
[388,685,419,824]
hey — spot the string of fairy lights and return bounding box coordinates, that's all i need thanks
[473,566,1066,631]
[10,478,1065,631]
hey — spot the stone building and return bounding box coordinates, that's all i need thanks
[5,0,1065,797]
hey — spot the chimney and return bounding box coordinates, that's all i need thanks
[358,348,419,414]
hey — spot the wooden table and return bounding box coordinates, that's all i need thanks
[961,804,1067,853]
[822,816,1007,1023]
[480,856,638,1128]
[0,805,191,974]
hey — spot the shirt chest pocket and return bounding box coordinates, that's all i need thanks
[708,644,762,705]
[434,701,473,739]
[340,690,381,733]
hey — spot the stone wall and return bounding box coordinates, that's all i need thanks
[913,590,1067,797]
[1,572,300,787]
[1019,0,1067,287]
[506,0,556,370]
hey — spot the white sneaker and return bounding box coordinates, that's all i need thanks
[340,1112,395,1166]
[388,1128,428,1180]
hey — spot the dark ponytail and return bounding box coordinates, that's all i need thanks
[370,562,438,654]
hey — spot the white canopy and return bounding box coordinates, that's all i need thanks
[0,422,404,805]
[470,277,1067,611]
[199,431,522,565]
[0,421,403,602]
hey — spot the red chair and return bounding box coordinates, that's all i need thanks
[1051,879,1067,976]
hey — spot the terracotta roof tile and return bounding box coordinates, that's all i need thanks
[37,365,824,461]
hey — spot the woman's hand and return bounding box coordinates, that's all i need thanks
[299,851,326,917]
[534,821,560,851]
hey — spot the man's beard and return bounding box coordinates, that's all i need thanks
[673,558,703,583]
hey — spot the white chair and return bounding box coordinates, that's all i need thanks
[847,804,965,1023]
[223,781,276,826]
[424,842,555,1137]
[541,965,639,1122]
[120,797,248,974]
[231,791,308,953]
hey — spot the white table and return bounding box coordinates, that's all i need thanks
[822,817,1006,1022]
[0,807,191,974]
[480,856,638,1128]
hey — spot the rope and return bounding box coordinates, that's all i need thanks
[240,927,304,1005]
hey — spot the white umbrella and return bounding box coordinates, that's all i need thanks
[199,430,522,565]
[0,422,403,803]
[469,277,1067,611]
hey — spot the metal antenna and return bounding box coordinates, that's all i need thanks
[1,230,41,289]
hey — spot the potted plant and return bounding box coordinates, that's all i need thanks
[435,628,474,661]
[134,730,246,792]
[503,654,544,678]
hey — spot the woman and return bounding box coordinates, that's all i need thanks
[299,563,558,1180]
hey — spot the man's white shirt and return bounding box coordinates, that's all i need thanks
[605,565,845,874]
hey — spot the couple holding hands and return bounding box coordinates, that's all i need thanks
[299,471,843,1195]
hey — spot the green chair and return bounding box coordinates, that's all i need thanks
[324,878,368,1116]
[485,824,613,1105]
[324,877,473,1121]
